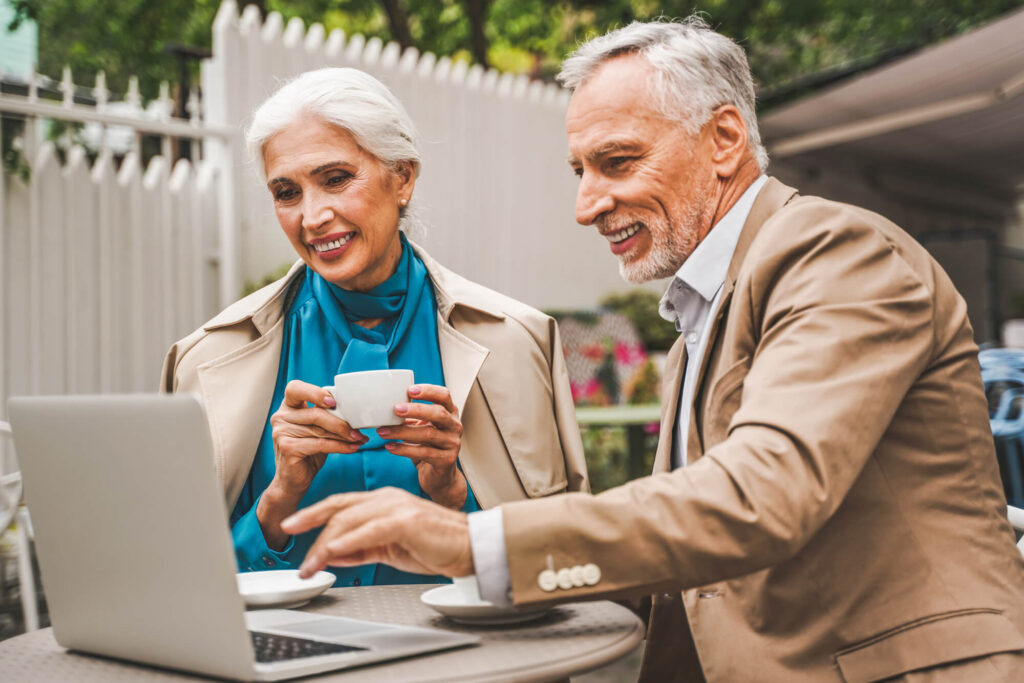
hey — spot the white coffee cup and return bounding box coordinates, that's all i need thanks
[323,369,414,429]
[452,575,484,604]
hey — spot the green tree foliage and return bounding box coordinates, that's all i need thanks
[8,0,222,99]
[11,0,1023,101]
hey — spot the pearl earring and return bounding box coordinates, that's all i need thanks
[400,198,409,207]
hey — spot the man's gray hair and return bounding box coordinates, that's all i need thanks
[246,67,423,233]
[558,17,768,171]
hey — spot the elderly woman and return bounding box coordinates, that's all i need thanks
[161,68,587,587]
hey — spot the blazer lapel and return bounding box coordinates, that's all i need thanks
[436,315,489,418]
[685,177,800,462]
[653,334,687,473]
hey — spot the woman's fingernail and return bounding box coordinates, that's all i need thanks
[408,385,422,396]
[384,442,396,450]
[324,394,336,407]
[377,427,391,437]
[395,404,408,414]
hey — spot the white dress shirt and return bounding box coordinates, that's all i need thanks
[468,176,768,606]
[661,174,767,467]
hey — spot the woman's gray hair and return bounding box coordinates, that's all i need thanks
[558,17,768,171]
[246,67,425,234]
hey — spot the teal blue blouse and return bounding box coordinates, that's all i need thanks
[231,238,479,586]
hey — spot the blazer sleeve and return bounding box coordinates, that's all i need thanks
[500,202,938,606]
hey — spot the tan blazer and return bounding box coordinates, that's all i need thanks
[161,242,589,511]
[500,179,1024,681]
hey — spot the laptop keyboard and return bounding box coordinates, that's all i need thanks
[250,631,368,664]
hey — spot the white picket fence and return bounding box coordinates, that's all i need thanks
[0,65,231,475]
[2,143,220,391]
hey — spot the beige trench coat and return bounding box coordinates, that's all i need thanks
[500,179,1024,681]
[161,242,589,511]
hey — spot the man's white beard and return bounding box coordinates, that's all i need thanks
[616,191,710,284]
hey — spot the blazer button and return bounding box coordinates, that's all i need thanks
[538,569,558,592]
[581,563,601,586]
[557,568,573,590]
[569,565,585,587]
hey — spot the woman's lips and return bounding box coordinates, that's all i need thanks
[310,233,355,260]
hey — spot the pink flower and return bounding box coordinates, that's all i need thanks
[614,341,647,365]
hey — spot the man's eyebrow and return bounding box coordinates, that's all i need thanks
[567,141,643,166]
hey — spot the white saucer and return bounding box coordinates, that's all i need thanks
[236,570,335,609]
[420,584,550,625]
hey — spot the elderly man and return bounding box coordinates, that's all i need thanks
[283,18,1024,681]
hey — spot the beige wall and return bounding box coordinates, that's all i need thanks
[770,151,1019,343]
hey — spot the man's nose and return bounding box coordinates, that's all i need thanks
[575,174,614,226]
[301,190,332,231]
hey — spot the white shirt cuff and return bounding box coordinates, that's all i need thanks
[467,507,512,606]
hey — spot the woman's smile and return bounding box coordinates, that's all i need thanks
[309,231,356,260]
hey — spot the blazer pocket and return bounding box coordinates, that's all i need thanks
[834,608,1024,683]
[703,355,751,443]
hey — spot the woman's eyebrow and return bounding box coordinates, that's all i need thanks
[310,161,349,175]
[267,161,351,188]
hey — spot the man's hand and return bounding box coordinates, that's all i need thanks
[281,487,475,579]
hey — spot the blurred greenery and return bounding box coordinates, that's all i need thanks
[583,424,657,493]
[9,0,1023,102]
[242,261,294,296]
[600,289,676,352]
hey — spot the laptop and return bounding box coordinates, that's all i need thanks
[7,393,478,681]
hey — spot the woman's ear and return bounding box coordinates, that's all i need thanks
[393,160,417,198]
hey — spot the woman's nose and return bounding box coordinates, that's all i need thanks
[575,174,614,226]
[301,190,333,231]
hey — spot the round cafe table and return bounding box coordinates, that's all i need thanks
[0,585,644,682]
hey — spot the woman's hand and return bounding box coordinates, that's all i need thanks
[258,380,367,549]
[281,488,474,579]
[376,384,468,510]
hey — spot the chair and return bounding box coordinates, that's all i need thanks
[0,421,38,632]
[1008,505,1024,557]
[981,369,1024,507]
[979,348,1024,370]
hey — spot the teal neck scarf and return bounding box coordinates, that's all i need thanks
[235,234,474,588]
[311,234,425,374]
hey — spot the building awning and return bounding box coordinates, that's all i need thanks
[761,8,1024,195]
